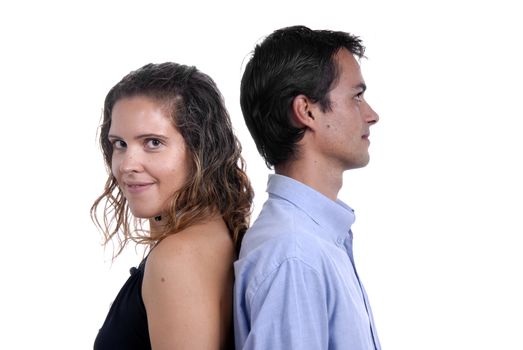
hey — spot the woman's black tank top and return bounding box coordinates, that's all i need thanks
[94,259,151,349]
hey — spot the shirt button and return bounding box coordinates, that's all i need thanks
[336,237,344,245]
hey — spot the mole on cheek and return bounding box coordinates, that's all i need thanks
[161,277,165,283]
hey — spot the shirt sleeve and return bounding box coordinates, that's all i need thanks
[241,257,329,350]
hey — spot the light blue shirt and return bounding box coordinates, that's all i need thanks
[234,174,380,349]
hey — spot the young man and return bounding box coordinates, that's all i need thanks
[234,26,381,349]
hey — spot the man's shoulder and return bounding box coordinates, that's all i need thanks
[240,196,318,258]
[235,197,331,281]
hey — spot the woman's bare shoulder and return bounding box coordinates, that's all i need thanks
[145,217,234,281]
[142,217,234,349]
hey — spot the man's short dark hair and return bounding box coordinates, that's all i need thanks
[240,25,365,167]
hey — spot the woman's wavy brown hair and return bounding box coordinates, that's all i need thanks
[91,62,253,257]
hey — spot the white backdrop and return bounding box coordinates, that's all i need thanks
[1,0,522,349]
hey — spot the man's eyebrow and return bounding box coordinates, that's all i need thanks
[354,82,367,92]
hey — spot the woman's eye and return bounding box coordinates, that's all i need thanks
[112,140,126,149]
[355,92,363,102]
[145,138,162,149]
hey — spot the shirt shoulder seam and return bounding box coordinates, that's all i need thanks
[248,256,323,306]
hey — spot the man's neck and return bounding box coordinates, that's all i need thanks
[275,160,343,201]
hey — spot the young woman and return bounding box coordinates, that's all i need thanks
[92,62,253,349]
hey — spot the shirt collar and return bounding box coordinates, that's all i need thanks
[267,174,355,244]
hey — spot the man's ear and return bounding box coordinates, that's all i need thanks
[291,94,318,129]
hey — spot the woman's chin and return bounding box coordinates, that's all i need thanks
[129,209,157,220]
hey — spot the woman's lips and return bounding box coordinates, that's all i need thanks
[126,183,153,194]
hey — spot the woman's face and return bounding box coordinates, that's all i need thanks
[108,95,190,219]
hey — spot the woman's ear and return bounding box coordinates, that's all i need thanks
[291,94,318,129]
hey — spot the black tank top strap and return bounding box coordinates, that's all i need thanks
[94,258,151,350]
